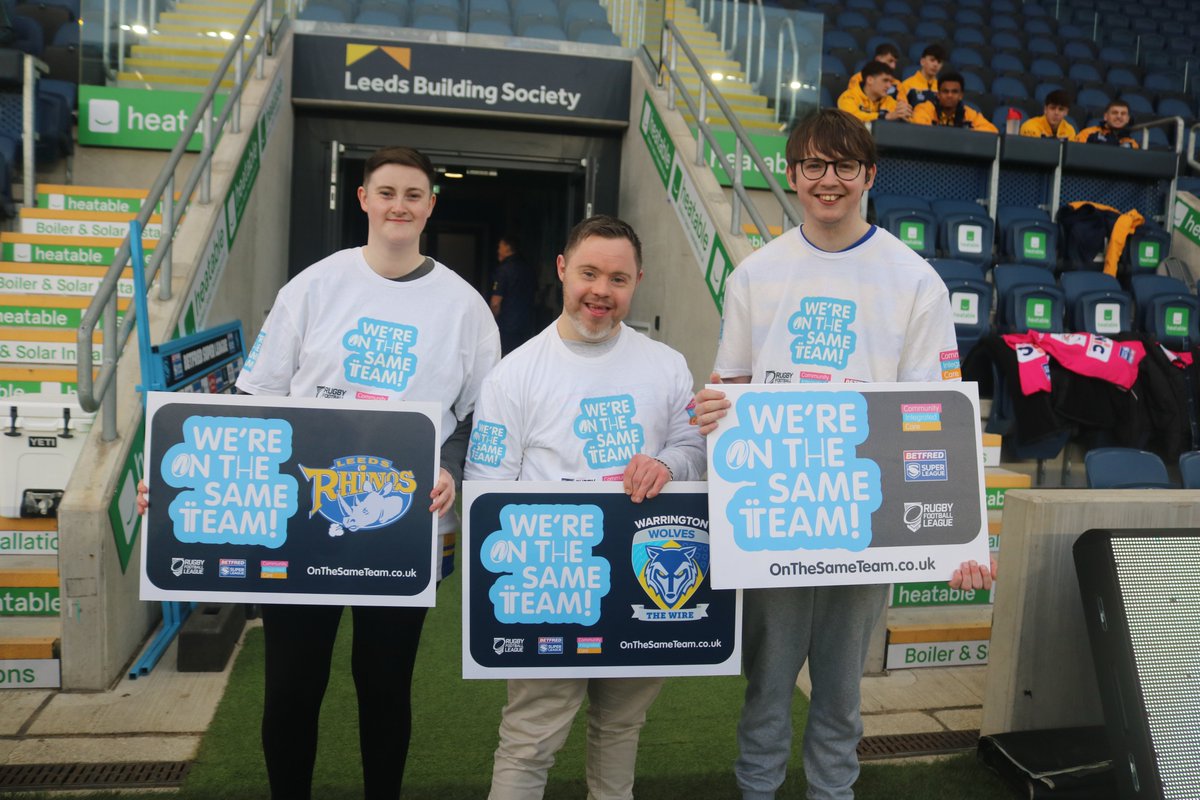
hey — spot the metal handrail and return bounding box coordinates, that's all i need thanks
[1128,115,1185,225]
[663,19,801,246]
[76,0,276,439]
[1187,121,1200,173]
[771,17,800,126]
[743,0,765,88]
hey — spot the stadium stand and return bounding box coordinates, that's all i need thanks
[1085,447,1174,488]
[1179,451,1200,489]
[1059,271,1134,334]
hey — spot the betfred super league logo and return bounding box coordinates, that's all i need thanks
[299,456,417,537]
[630,516,711,622]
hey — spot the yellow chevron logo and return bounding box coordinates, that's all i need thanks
[345,44,411,69]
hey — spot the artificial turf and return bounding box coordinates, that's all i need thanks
[169,570,1019,799]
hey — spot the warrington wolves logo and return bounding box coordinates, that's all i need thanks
[630,519,711,622]
[299,456,417,537]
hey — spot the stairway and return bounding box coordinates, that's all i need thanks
[119,0,257,91]
[668,4,782,134]
[0,184,171,689]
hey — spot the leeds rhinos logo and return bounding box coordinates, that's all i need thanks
[630,517,710,622]
[299,456,417,537]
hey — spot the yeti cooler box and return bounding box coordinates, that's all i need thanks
[0,396,95,517]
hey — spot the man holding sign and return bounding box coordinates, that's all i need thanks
[692,110,993,800]
[465,215,705,800]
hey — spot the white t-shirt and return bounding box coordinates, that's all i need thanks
[714,226,959,383]
[238,247,500,435]
[464,323,705,482]
[237,247,500,543]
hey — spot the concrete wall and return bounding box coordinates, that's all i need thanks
[618,59,758,388]
[57,35,295,690]
[981,489,1200,735]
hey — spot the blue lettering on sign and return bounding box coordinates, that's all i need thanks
[480,503,611,625]
[573,394,644,469]
[342,318,419,392]
[160,416,299,548]
[468,420,508,467]
[243,328,266,372]
[711,391,882,552]
[787,297,858,370]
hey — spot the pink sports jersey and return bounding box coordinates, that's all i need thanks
[1002,332,1145,393]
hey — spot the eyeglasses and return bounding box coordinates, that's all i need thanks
[797,159,864,181]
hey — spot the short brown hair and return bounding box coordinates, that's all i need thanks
[563,214,643,270]
[786,109,877,169]
[362,146,436,190]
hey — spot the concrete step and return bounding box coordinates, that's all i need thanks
[159,10,251,27]
[0,517,58,556]
[123,58,234,80]
[0,327,104,366]
[133,33,236,51]
[0,364,87,395]
[0,262,135,300]
[0,232,155,267]
[681,112,784,133]
[18,208,165,241]
[116,70,235,91]
[130,44,253,63]
[0,294,130,333]
[154,20,260,37]
[36,184,182,216]
[885,607,993,670]
[0,636,59,659]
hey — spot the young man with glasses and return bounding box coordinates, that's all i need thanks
[690,109,993,800]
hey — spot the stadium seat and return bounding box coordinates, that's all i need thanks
[950,46,984,69]
[1145,71,1185,93]
[929,258,992,357]
[960,70,986,94]
[913,21,947,40]
[955,27,986,46]
[518,20,567,38]
[563,2,608,38]
[991,52,1025,73]
[1062,40,1097,62]
[469,17,514,34]
[881,0,913,14]
[1131,274,1199,348]
[997,206,1056,268]
[954,8,983,25]
[1123,223,1171,277]
[1034,82,1076,105]
[992,75,1030,101]
[1179,451,1200,489]
[923,3,950,19]
[1077,86,1111,110]
[1098,46,1134,66]
[1106,67,1140,89]
[1158,97,1195,119]
[835,10,871,29]
[1024,18,1054,35]
[1027,37,1056,56]
[872,195,938,258]
[875,17,911,35]
[992,16,1019,33]
[574,26,619,44]
[1068,63,1103,84]
[411,11,460,29]
[932,199,995,267]
[1102,28,1137,48]
[993,263,1063,333]
[1030,58,1064,80]
[357,8,406,24]
[823,29,858,52]
[1059,271,1133,335]
[1085,448,1173,489]
[991,30,1021,50]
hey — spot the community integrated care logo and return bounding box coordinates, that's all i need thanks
[299,456,417,537]
[630,515,711,621]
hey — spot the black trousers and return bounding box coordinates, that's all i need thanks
[260,603,429,799]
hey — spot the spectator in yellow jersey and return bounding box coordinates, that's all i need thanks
[838,61,912,123]
[1020,90,1077,140]
[1074,100,1139,148]
[911,71,999,132]
[846,42,901,98]
[898,43,946,108]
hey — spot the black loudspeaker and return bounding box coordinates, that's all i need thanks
[1073,528,1200,800]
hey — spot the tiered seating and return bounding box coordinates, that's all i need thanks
[298,0,620,43]
[800,0,1199,146]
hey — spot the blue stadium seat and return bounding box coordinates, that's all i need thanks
[954,8,983,25]
[993,263,1065,333]
[992,75,1030,101]
[1103,28,1137,48]
[997,206,1056,268]
[1106,67,1139,89]
[518,20,567,38]
[469,17,513,34]
[1167,35,1195,56]
[1085,448,1173,489]
[1179,451,1200,489]
[1024,18,1053,35]
[821,54,847,77]
[1068,63,1103,84]
[1062,40,1096,61]
[1027,37,1057,56]
[875,17,910,34]
[1077,86,1111,110]
[1130,17,1159,35]
[932,199,995,266]
[950,46,984,68]
[1030,58,1064,80]
[913,20,947,39]
[991,30,1021,50]
[991,52,1025,74]
[955,27,986,46]
[357,8,406,25]
[835,10,871,29]
[1158,97,1195,119]
[1033,83,1069,105]
[410,11,460,29]
[1124,223,1171,277]
[881,0,913,14]
[1145,71,1185,93]
[1057,23,1090,40]
[1059,271,1133,335]
[574,25,619,44]
[991,15,1019,32]
[563,1,608,37]
[930,259,993,357]
[823,29,858,52]
[873,195,938,258]
[923,4,949,19]
[960,70,986,94]
[1130,274,1197,347]
[1099,46,1134,66]
[301,0,349,15]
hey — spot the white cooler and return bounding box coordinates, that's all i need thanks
[0,395,95,517]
